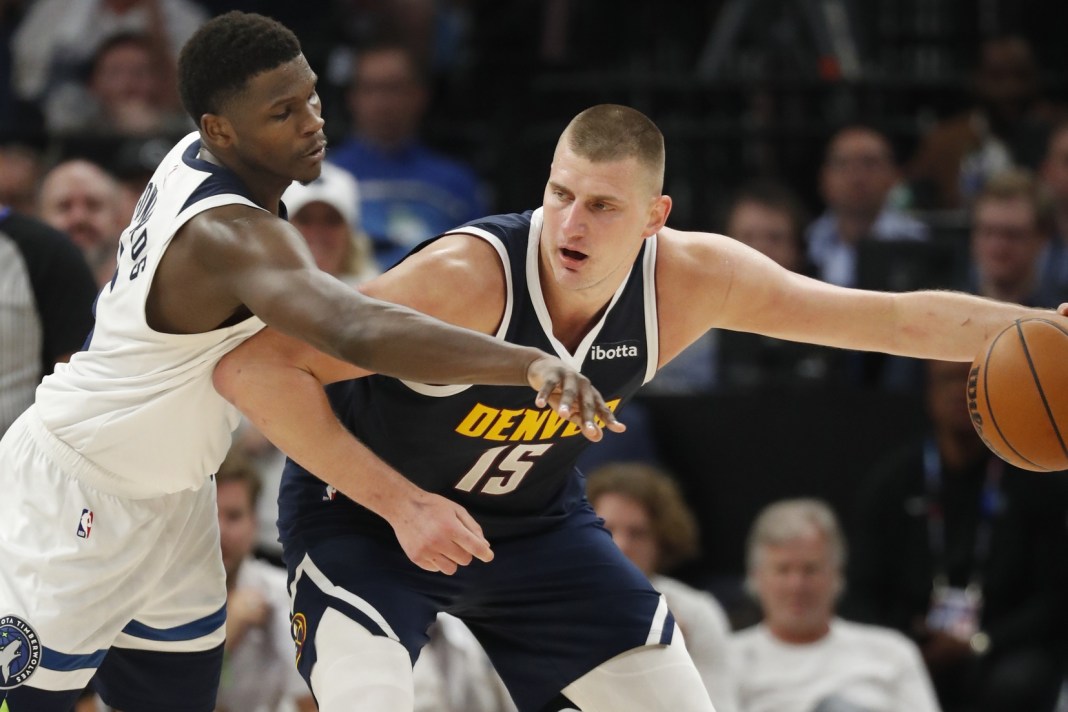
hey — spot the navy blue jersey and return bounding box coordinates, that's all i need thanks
[278,208,659,543]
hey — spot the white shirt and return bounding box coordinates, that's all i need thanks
[731,618,941,712]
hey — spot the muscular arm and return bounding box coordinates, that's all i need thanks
[655,226,1068,365]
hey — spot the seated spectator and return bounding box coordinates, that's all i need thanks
[965,168,1057,306]
[587,462,738,712]
[215,450,316,712]
[45,31,191,137]
[843,358,1068,712]
[733,498,941,712]
[329,40,489,269]
[282,162,379,285]
[11,0,206,108]
[908,34,1063,211]
[37,159,128,288]
[807,124,929,288]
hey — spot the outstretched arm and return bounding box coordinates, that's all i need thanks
[655,227,1068,365]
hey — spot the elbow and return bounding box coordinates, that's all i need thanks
[212,354,242,405]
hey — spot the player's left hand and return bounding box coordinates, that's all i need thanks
[525,356,626,442]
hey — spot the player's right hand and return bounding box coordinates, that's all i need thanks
[389,490,493,575]
[525,356,627,442]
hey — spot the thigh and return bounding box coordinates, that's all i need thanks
[92,643,224,712]
[0,422,165,698]
[285,533,448,685]
[460,514,672,712]
[110,482,227,656]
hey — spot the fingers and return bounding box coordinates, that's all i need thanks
[454,508,494,563]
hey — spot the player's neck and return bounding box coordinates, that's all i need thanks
[198,146,286,216]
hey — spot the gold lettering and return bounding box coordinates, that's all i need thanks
[455,403,500,438]
[485,409,523,441]
[510,409,552,441]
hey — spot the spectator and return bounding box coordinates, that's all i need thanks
[45,31,191,137]
[733,498,941,712]
[1038,119,1068,301]
[807,124,929,288]
[908,34,1063,211]
[0,142,44,214]
[11,0,206,107]
[215,450,316,712]
[587,462,739,712]
[329,40,489,269]
[0,205,97,435]
[282,161,379,285]
[965,168,1057,307]
[37,159,128,288]
[844,359,1068,712]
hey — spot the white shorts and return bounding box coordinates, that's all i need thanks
[0,407,226,695]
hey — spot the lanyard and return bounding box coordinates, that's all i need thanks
[923,439,1004,591]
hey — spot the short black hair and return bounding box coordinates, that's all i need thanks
[178,11,302,124]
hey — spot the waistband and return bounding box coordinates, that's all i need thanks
[16,405,165,500]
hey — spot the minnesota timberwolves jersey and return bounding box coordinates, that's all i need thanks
[279,208,659,543]
[33,132,266,497]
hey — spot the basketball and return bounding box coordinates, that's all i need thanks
[968,318,1068,472]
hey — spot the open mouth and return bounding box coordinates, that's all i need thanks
[560,247,587,262]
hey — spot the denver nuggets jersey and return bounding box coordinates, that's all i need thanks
[33,132,266,497]
[280,208,659,541]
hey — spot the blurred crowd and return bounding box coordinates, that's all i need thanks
[4,2,1068,712]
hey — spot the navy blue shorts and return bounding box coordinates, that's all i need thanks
[284,505,674,712]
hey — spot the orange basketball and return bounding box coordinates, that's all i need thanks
[968,317,1068,472]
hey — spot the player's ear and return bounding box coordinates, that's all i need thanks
[642,195,671,238]
[200,113,235,149]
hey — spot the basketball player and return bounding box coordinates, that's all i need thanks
[213,104,1068,712]
[0,14,620,712]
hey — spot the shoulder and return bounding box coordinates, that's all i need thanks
[181,204,300,268]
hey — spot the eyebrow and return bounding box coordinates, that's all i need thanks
[548,180,621,204]
[266,72,318,109]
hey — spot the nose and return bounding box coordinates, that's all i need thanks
[559,202,584,235]
[301,102,325,137]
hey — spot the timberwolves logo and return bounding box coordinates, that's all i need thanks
[291,613,308,664]
[0,615,41,689]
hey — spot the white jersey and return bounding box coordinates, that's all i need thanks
[35,132,266,497]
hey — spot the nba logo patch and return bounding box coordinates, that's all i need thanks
[76,508,93,539]
[0,615,42,690]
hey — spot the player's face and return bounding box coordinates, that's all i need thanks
[223,55,327,186]
[217,480,257,582]
[592,492,658,576]
[541,143,668,296]
[752,531,839,642]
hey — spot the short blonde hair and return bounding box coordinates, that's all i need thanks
[562,104,665,193]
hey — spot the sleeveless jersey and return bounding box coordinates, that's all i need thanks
[279,207,659,542]
[34,132,266,497]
